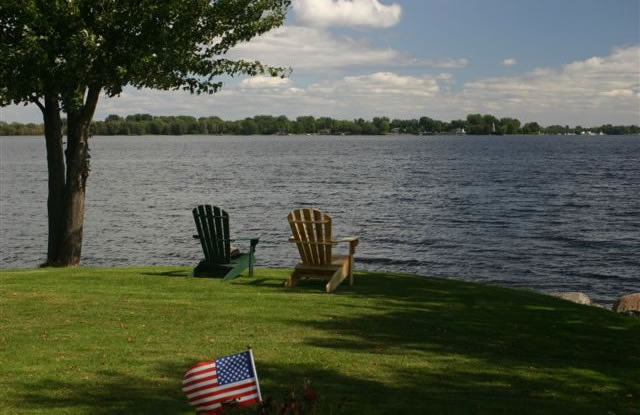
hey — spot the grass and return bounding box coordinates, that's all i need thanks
[0,267,638,414]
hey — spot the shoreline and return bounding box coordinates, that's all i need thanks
[0,265,635,313]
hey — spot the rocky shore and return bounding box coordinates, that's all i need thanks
[553,292,640,316]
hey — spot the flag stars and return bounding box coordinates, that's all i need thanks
[216,352,254,385]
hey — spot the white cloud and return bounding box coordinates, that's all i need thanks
[220,46,639,124]
[293,0,401,28]
[458,46,640,124]
[228,26,394,70]
[4,46,639,126]
[502,58,518,66]
[239,76,290,88]
[77,72,447,122]
[436,72,455,83]
[310,72,440,98]
[227,25,469,71]
[600,88,634,97]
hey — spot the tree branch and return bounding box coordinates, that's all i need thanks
[82,86,101,124]
[31,97,45,112]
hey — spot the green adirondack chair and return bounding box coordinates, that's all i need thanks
[192,205,259,280]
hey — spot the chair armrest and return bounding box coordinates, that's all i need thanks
[232,236,260,249]
[232,236,260,242]
[289,236,358,249]
[335,236,359,243]
[197,237,258,242]
[194,235,260,247]
[335,236,359,255]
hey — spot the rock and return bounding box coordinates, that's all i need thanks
[553,292,592,305]
[613,293,640,314]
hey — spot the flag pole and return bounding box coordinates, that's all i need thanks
[248,347,263,402]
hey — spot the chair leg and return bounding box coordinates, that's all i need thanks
[347,240,357,286]
[248,241,258,278]
[286,269,302,288]
[325,269,346,293]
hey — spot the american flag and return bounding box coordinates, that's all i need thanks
[182,350,262,414]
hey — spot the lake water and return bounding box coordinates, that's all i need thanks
[1,135,639,305]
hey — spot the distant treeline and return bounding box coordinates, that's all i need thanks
[2,113,639,136]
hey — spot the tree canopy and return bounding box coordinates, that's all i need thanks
[1,0,290,111]
[0,0,291,266]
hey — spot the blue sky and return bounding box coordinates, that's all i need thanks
[2,0,639,126]
[383,0,638,74]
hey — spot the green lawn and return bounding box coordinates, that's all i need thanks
[0,267,638,414]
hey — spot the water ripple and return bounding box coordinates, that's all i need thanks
[2,134,639,305]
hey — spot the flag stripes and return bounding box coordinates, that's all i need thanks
[182,351,261,413]
[188,378,256,401]
[191,383,258,406]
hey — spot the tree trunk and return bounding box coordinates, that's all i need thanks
[41,87,101,266]
[43,96,66,265]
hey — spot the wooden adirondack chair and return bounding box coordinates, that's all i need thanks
[192,205,259,280]
[286,208,359,292]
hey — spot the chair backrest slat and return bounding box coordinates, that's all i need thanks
[205,205,219,260]
[193,205,231,264]
[323,210,332,264]
[288,208,332,265]
[221,207,231,262]
[194,205,211,261]
[303,208,319,264]
[290,209,309,263]
[313,209,326,263]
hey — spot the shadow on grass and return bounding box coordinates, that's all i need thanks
[231,269,640,412]
[11,361,193,415]
[140,269,192,278]
[236,270,640,410]
[16,269,632,414]
[287,271,640,413]
[243,278,275,286]
[10,358,638,415]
